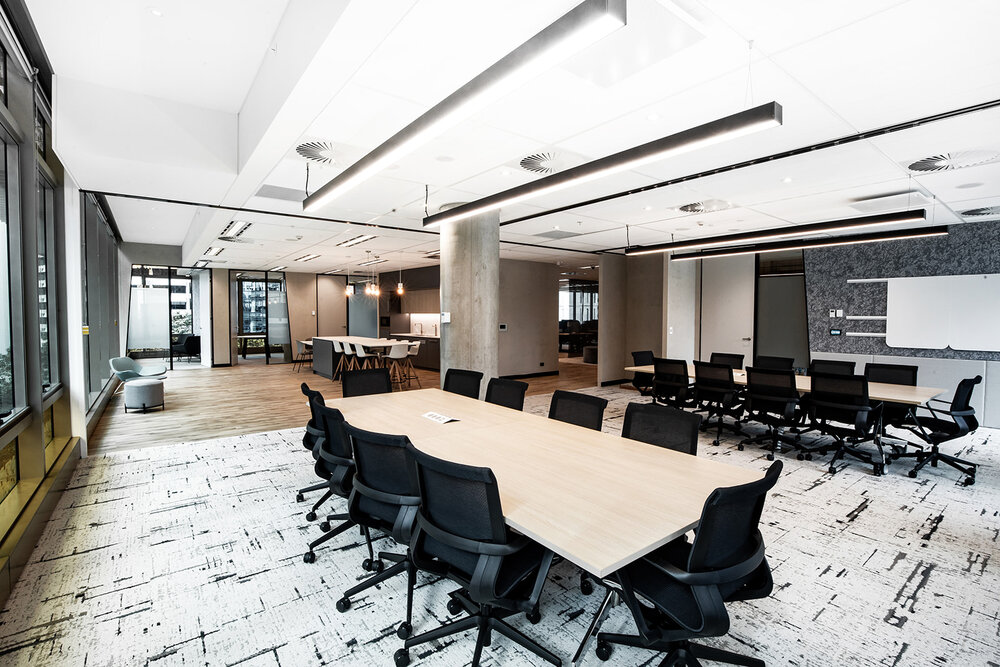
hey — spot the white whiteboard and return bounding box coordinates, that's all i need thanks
[886,274,1000,352]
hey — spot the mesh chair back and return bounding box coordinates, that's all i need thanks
[652,358,690,404]
[865,363,917,386]
[548,390,608,431]
[710,352,744,370]
[443,368,484,399]
[343,424,418,537]
[632,350,655,366]
[622,402,701,455]
[694,360,736,403]
[301,383,325,450]
[754,355,794,370]
[484,378,528,411]
[408,443,507,578]
[688,461,781,575]
[809,373,871,428]
[745,367,798,416]
[950,375,982,432]
[313,401,353,496]
[342,368,392,397]
[809,359,855,376]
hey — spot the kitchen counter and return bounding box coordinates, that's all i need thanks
[390,332,440,339]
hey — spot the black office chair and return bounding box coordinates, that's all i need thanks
[651,358,694,408]
[865,363,918,425]
[170,333,191,358]
[548,390,608,431]
[295,384,329,504]
[693,361,746,446]
[741,367,807,461]
[896,376,981,485]
[631,350,655,396]
[302,401,357,562]
[484,378,528,411]
[808,359,855,375]
[595,461,782,667]
[754,355,794,370]
[443,368,484,399]
[396,444,558,667]
[622,402,701,455]
[342,367,392,397]
[335,424,421,641]
[807,373,884,475]
[709,352,744,370]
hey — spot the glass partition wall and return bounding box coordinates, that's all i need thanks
[126,265,212,370]
[229,270,291,364]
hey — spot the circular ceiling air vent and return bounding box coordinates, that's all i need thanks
[960,205,1000,217]
[907,150,1000,172]
[678,199,730,214]
[218,236,254,244]
[519,152,565,174]
[296,140,336,164]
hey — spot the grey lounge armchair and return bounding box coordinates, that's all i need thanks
[110,357,167,382]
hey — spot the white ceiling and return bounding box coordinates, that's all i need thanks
[29,0,1000,272]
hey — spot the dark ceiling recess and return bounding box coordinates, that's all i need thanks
[960,205,1000,217]
[296,141,336,164]
[907,150,1000,172]
[519,152,562,174]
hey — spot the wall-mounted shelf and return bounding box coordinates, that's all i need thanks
[846,315,887,321]
[845,331,887,338]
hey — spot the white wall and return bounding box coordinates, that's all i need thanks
[700,255,755,362]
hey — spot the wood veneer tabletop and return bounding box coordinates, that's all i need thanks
[624,366,944,406]
[328,388,762,578]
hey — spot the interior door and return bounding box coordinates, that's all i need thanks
[699,255,755,363]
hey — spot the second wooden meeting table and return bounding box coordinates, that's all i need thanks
[328,388,762,579]
[624,365,944,405]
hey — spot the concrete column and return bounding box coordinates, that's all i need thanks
[439,211,499,396]
[597,254,626,385]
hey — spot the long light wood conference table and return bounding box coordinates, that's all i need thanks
[624,365,944,405]
[328,388,762,579]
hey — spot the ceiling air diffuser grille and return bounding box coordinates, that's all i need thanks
[519,152,565,174]
[960,205,1000,217]
[296,141,336,164]
[678,199,730,214]
[907,150,1000,172]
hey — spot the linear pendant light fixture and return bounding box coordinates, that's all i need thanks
[626,209,926,256]
[423,101,783,227]
[302,0,626,213]
[668,225,949,261]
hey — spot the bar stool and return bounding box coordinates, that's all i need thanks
[404,341,422,388]
[354,343,378,370]
[385,343,410,390]
[340,341,358,373]
[331,339,346,379]
[292,340,313,372]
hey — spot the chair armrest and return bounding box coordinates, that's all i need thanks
[642,533,765,586]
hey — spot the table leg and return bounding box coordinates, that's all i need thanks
[571,587,616,666]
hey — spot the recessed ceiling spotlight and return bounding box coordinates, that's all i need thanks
[782,176,793,183]
[643,205,653,211]
[436,155,455,162]
[500,168,511,176]
[553,225,560,230]
[149,7,163,17]
[908,150,1000,172]
[956,182,983,189]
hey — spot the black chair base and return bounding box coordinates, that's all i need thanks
[819,437,886,476]
[893,446,977,485]
[303,513,355,563]
[740,427,812,461]
[701,410,749,446]
[397,595,558,667]
[595,634,764,667]
[295,480,327,503]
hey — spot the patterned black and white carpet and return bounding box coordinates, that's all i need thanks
[1,387,997,666]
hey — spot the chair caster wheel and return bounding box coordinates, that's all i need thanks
[319,521,331,532]
[447,598,463,615]
[396,622,411,640]
[828,466,837,475]
[806,454,813,461]
[796,453,804,461]
[737,444,745,451]
[907,470,917,478]
[526,607,541,624]
[394,649,410,667]
[362,558,373,571]
[306,511,317,522]
[303,551,316,564]
[371,559,385,573]
[965,477,975,486]
[580,576,594,596]
[766,453,774,461]
[296,493,305,502]
[873,464,884,476]
[336,597,351,613]
[712,440,720,446]
[596,640,613,661]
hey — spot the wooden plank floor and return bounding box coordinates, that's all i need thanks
[89,359,598,454]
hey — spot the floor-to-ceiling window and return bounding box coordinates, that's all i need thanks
[36,171,56,391]
[82,194,120,407]
[127,265,210,369]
